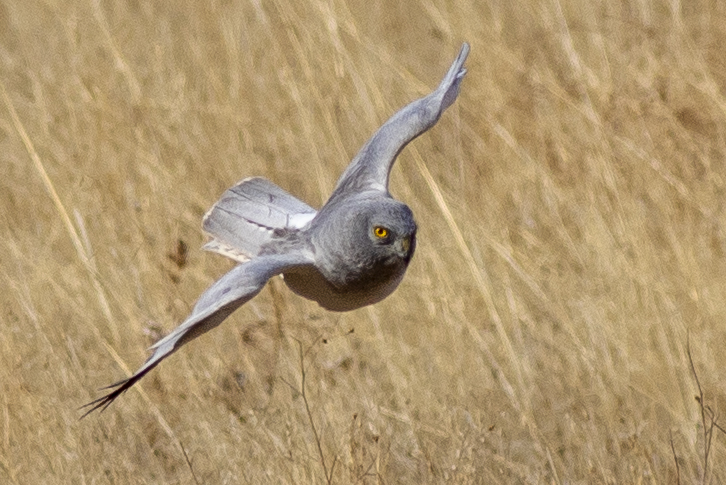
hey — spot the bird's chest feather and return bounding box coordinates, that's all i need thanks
[282,256,408,312]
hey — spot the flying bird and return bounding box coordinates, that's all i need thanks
[82,43,469,417]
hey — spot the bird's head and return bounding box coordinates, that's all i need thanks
[312,195,417,289]
[365,200,417,265]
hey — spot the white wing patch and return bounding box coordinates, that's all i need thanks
[288,212,316,229]
[202,240,252,263]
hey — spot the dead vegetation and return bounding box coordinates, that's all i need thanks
[2,0,726,482]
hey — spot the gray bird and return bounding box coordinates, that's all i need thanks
[82,43,469,416]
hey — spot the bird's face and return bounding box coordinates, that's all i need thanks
[367,205,417,266]
[312,196,417,290]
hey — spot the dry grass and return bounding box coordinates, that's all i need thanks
[2,0,726,482]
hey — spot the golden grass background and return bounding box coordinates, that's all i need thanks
[2,0,726,482]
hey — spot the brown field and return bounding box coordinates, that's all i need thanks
[2,0,726,483]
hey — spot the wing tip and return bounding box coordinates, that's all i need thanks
[78,377,135,420]
[79,364,157,420]
[453,42,470,75]
[459,42,470,59]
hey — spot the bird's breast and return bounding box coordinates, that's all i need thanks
[282,260,408,312]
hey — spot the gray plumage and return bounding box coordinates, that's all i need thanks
[82,43,469,417]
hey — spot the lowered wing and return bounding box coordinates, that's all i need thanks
[81,252,312,417]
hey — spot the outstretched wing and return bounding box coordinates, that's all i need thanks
[202,177,317,262]
[81,252,312,417]
[327,43,469,201]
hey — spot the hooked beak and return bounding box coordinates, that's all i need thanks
[401,236,411,254]
[397,235,415,262]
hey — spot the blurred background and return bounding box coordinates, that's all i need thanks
[2,0,726,482]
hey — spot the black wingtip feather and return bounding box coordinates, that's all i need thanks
[79,377,135,419]
[79,366,156,419]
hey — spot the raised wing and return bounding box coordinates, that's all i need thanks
[81,253,312,417]
[202,177,317,262]
[327,43,469,201]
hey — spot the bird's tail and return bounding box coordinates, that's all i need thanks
[202,177,317,262]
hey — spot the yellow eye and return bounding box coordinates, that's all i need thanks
[373,226,388,238]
